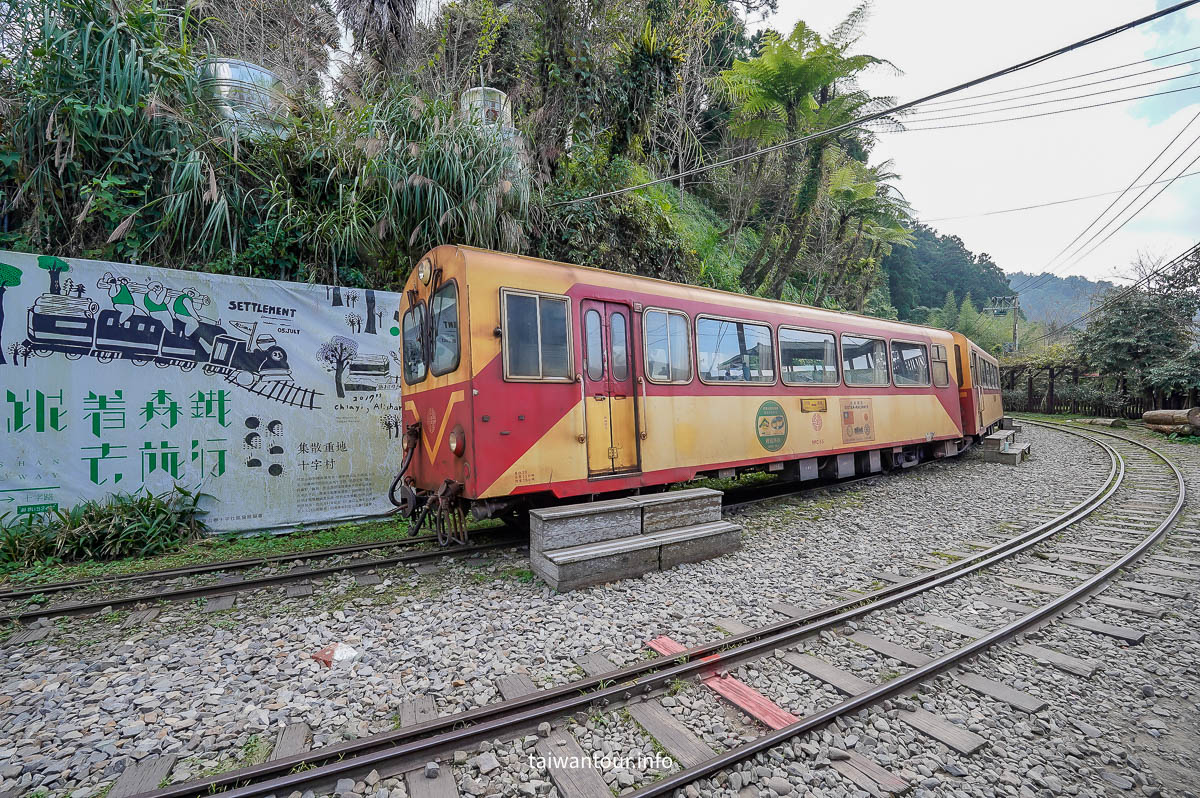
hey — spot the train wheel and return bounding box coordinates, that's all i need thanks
[180,361,196,372]
[64,351,83,361]
[96,351,117,363]
[130,356,150,366]
[202,364,217,375]
[154,359,171,369]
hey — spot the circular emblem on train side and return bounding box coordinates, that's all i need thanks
[755,400,788,452]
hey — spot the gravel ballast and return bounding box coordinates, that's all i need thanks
[5,423,1197,798]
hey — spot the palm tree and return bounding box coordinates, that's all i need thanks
[716,3,893,296]
[809,158,913,304]
[336,0,416,68]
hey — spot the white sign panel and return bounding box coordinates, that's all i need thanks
[0,251,405,532]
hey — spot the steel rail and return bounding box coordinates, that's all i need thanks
[626,419,1185,797]
[0,539,521,624]
[0,533,445,602]
[132,424,1123,798]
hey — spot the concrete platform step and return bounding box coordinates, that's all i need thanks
[629,488,722,532]
[644,520,742,570]
[982,429,1016,450]
[982,441,1031,464]
[530,497,642,553]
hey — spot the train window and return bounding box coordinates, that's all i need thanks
[402,303,427,385]
[643,309,692,384]
[502,289,572,381]
[931,344,950,388]
[779,327,838,385]
[891,340,930,387]
[841,335,889,386]
[430,281,460,376]
[696,316,775,384]
[584,309,604,381]
[611,312,629,382]
[970,352,978,387]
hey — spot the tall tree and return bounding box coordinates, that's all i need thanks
[716,4,890,296]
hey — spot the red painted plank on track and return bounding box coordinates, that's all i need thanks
[647,636,798,730]
[648,636,688,656]
[701,672,799,730]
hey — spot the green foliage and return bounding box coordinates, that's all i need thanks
[0,486,206,569]
[0,0,530,289]
[534,152,698,283]
[883,224,1012,319]
[1005,271,1116,327]
[257,80,530,284]
[638,182,759,292]
[1074,280,1200,396]
[0,262,21,288]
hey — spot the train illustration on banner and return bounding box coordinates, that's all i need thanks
[22,272,323,409]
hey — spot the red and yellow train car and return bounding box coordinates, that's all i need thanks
[393,246,1003,530]
[951,331,1003,437]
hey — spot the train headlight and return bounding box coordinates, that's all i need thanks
[448,424,466,457]
[417,258,432,285]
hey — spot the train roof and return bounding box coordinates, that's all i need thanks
[435,245,971,345]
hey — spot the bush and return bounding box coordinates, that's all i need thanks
[0,486,206,569]
[533,149,699,283]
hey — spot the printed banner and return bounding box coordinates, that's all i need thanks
[0,251,405,533]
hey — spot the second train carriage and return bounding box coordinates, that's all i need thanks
[393,246,1004,528]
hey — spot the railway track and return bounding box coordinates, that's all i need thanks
[0,531,521,626]
[1,450,951,627]
[115,419,1193,798]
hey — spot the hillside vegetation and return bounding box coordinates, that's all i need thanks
[0,0,1029,332]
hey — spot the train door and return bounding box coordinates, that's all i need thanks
[970,351,983,430]
[581,300,640,475]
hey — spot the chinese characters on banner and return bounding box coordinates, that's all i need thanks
[0,251,405,532]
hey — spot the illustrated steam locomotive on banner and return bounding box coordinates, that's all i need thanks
[22,272,323,409]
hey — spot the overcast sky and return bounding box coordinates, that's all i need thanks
[756,0,1200,284]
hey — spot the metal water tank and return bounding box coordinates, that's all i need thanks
[200,58,289,139]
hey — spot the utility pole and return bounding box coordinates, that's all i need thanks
[984,295,1020,352]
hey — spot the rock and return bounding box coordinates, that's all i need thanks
[1141,685,1155,698]
[1100,772,1134,790]
[424,762,440,780]
[537,722,552,738]
[336,778,357,795]
[766,777,793,796]
[475,752,501,774]
[827,748,851,761]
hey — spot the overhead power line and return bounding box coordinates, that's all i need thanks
[895,82,1200,132]
[918,169,1200,223]
[1025,241,1200,345]
[1011,106,1200,295]
[903,68,1200,121]
[1057,138,1200,273]
[917,44,1200,107]
[551,0,1200,207]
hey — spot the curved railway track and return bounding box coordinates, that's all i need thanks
[119,419,1192,798]
[0,532,521,625]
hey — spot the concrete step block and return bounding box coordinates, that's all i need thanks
[982,441,1031,464]
[646,520,742,570]
[629,488,723,533]
[529,497,641,553]
[982,429,1016,450]
[532,535,661,591]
